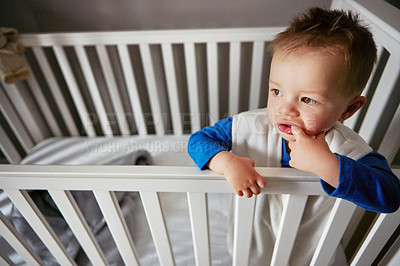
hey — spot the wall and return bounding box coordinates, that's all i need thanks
[1,0,331,33]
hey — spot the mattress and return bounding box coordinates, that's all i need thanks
[1,136,233,265]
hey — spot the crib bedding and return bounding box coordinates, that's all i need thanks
[19,135,195,166]
[3,135,233,265]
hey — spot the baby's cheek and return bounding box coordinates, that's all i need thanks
[304,116,321,134]
[304,116,331,136]
[305,123,331,137]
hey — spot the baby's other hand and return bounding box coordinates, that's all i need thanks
[288,126,329,173]
[288,126,339,187]
[208,151,266,198]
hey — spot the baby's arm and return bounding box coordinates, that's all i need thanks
[188,117,266,198]
[288,126,400,213]
[323,153,400,213]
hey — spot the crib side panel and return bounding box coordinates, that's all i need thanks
[0,164,320,266]
[1,165,399,265]
[1,166,399,265]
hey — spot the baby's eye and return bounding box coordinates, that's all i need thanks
[271,89,283,97]
[302,97,317,104]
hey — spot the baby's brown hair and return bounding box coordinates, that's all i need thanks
[268,7,377,96]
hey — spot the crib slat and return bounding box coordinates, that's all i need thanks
[350,209,400,266]
[0,87,34,153]
[248,41,265,110]
[0,124,21,164]
[0,254,11,266]
[187,192,211,266]
[139,44,166,135]
[3,83,45,143]
[48,190,108,266]
[387,249,400,266]
[271,195,308,266]
[184,42,201,132]
[75,45,113,137]
[26,64,63,137]
[53,46,96,137]
[161,43,183,135]
[378,233,400,266]
[358,55,399,144]
[117,44,148,135]
[232,195,256,266]
[2,83,45,144]
[140,191,174,266]
[32,47,79,136]
[207,42,219,124]
[96,45,131,136]
[0,211,42,266]
[5,189,76,266]
[229,42,241,116]
[93,190,139,266]
[310,199,357,266]
[378,103,400,163]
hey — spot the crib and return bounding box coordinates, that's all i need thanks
[0,0,399,265]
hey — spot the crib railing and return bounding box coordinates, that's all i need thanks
[1,165,399,266]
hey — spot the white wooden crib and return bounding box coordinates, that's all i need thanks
[0,0,399,265]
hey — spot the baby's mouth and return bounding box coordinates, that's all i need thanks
[277,123,293,135]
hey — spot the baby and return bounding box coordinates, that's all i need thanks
[188,7,400,265]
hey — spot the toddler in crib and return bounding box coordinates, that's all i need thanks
[188,7,400,265]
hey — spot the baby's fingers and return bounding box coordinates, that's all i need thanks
[249,185,261,196]
[244,178,266,197]
[291,125,306,138]
[242,188,254,198]
[250,177,266,196]
[236,190,244,197]
[257,176,267,188]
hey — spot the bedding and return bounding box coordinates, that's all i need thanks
[18,136,194,166]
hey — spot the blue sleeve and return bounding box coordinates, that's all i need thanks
[321,152,400,213]
[187,117,233,169]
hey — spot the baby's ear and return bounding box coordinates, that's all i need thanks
[339,96,367,122]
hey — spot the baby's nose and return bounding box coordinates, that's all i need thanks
[279,102,300,116]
